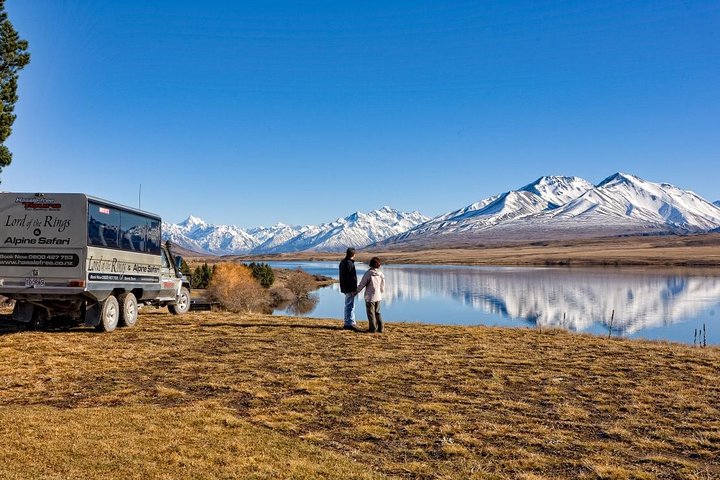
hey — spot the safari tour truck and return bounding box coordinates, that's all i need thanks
[0,193,191,331]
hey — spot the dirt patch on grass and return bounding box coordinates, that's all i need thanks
[1,311,718,479]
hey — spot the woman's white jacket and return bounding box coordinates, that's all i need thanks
[357,268,385,302]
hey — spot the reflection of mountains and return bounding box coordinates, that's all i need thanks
[380,267,720,334]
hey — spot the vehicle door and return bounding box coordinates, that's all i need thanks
[159,248,179,300]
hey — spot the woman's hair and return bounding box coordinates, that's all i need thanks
[369,257,381,268]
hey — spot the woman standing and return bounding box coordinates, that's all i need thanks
[356,257,385,333]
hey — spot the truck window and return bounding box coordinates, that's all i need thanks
[88,200,161,255]
[88,203,120,249]
[120,212,147,252]
[147,218,161,255]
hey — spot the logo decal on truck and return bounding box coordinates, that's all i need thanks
[4,236,71,245]
[5,214,72,232]
[15,197,62,210]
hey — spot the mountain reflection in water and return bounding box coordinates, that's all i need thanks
[269,262,720,344]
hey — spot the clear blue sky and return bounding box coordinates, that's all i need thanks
[4,0,719,226]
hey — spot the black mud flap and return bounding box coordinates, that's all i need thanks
[12,302,34,323]
[84,301,101,327]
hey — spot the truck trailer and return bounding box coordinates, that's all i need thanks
[0,193,191,331]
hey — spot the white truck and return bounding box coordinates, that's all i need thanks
[0,193,191,331]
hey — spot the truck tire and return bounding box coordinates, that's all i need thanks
[168,286,190,315]
[28,307,49,331]
[118,292,138,328]
[95,295,119,332]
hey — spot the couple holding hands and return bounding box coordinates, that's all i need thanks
[338,247,385,333]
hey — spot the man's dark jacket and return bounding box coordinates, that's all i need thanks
[339,258,357,294]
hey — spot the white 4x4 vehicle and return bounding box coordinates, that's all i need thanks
[0,193,191,331]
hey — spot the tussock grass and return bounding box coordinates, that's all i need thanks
[1,311,719,479]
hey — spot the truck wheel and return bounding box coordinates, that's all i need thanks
[95,295,119,332]
[168,287,190,315]
[28,307,49,331]
[118,292,138,328]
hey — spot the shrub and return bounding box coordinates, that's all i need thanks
[284,268,315,300]
[206,263,269,313]
[248,262,275,288]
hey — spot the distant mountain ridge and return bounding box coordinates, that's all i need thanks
[382,173,720,248]
[162,207,429,255]
[164,173,720,254]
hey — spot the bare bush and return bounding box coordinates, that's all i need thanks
[206,263,269,313]
[284,269,315,300]
[268,286,294,305]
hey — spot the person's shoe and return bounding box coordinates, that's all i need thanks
[343,324,361,332]
[367,329,376,334]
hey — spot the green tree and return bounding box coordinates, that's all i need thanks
[0,0,30,180]
[248,262,275,288]
[192,263,214,289]
[180,259,191,276]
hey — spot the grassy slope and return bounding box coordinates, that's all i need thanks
[1,311,719,479]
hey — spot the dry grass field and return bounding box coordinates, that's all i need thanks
[226,233,720,267]
[1,310,719,479]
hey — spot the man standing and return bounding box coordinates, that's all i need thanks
[339,247,360,331]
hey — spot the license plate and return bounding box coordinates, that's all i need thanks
[25,277,45,287]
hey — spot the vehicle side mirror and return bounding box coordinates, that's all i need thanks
[175,255,184,270]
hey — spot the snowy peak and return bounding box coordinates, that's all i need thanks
[714,200,720,207]
[520,175,594,207]
[597,171,642,188]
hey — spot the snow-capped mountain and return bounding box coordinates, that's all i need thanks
[541,173,720,231]
[714,200,720,207]
[383,173,720,248]
[391,176,593,243]
[162,207,429,255]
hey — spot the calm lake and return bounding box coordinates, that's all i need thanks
[267,261,720,345]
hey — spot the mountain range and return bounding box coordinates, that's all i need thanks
[381,173,720,248]
[163,173,720,255]
[163,207,429,255]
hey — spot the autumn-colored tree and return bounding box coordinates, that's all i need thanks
[206,263,269,313]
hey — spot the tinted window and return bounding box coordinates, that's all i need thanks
[120,212,147,252]
[88,202,120,248]
[147,219,161,254]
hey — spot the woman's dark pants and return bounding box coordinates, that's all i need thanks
[365,301,382,333]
